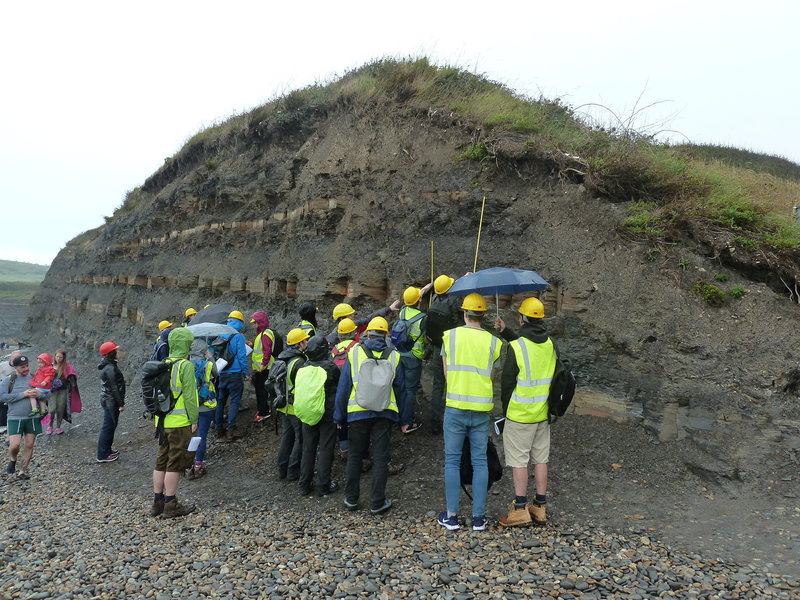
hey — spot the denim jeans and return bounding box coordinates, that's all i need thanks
[399,355,422,426]
[194,410,213,464]
[443,406,490,517]
[215,372,244,430]
[428,345,445,432]
[277,413,302,479]
[345,417,392,510]
[97,404,119,459]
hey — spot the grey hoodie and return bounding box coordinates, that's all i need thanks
[0,372,51,420]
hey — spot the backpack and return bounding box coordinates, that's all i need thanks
[140,359,186,440]
[426,298,454,345]
[5,373,17,393]
[149,337,167,362]
[192,359,217,408]
[331,339,357,371]
[354,344,394,412]
[210,333,239,371]
[265,359,289,410]
[547,356,576,422]
[293,364,328,426]
[460,437,503,500]
[268,329,284,358]
[390,309,425,352]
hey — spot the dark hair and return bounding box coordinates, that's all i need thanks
[106,350,118,360]
[298,302,318,327]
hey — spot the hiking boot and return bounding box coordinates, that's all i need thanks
[161,499,196,518]
[150,498,165,517]
[370,498,392,515]
[185,466,196,480]
[229,426,241,441]
[193,466,207,479]
[343,498,359,511]
[437,511,460,531]
[6,460,15,475]
[498,502,532,528]
[472,515,488,531]
[215,427,227,441]
[318,481,339,497]
[528,502,547,525]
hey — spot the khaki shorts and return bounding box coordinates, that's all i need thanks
[503,419,550,467]
[155,426,194,472]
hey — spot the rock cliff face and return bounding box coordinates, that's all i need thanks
[28,99,800,477]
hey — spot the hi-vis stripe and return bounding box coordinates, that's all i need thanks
[510,339,552,404]
[446,333,498,377]
[169,359,187,416]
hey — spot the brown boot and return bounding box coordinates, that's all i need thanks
[162,499,196,519]
[184,466,196,480]
[229,426,240,441]
[215,427,227,441]
[150,498,164,517]
[498,502,533,527]
[528,502,547,525]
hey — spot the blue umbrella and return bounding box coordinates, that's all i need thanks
[448,267,549,316]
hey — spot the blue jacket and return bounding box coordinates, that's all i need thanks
[334,336,406,425]
[220,318,249,374]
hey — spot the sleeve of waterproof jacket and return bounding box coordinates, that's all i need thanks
[324,362,340,413]
[499,326,520,342]
[334,358,353,425]
[179,360,199,424]
[231,333,249,373]
[393,359,407,421]
[500,344,519,414]
[101,364,124,408]
[261,335,274,366]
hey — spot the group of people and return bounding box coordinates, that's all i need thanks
[0,349,82,479]
[2,272,566,530]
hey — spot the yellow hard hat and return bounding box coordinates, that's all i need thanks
[434,274,455,295]
[519,297,545,319]
[337,318,357,335]
[332,303,355,320]
[158,320,173,331]
[460,293,488,312]
[287,328,310,346]
[366,316,389,333]
[184,307,197,317]
[403,286,421,306]
[228,310,244,322]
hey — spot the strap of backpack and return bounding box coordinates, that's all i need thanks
[7,373,17,394]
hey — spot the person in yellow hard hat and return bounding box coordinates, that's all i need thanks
[426,274,464,434]
[276,328,310,481]
[495,297,562,527]
[334,316,406,515]
[324,298,402,347]
[213,310,249,442]
[395,282,434,434]
[181,307,197,327]
[150,320,174,362]
[437,293,502,532]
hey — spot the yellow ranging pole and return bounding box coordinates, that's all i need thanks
[430,240,435,308]
[473,196,486,273]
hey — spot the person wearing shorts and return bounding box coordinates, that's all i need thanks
[151,327,199,519]
[495,297,564,527]
[0,355,50,480]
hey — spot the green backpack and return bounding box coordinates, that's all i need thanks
[293,364,327,426]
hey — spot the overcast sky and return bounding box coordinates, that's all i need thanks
[2,0,798,266]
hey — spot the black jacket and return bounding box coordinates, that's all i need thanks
[499,320,558,414]
[303,335,340,422]
[98,357,126,409]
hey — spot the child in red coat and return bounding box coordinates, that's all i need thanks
[28,353,55,416]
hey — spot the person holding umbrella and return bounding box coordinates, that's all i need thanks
[437,293,502,532]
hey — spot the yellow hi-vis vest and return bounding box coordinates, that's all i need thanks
[347,344,400,414]
[276,356,304,416]
[156,358,195,428]
[251,330,276,371]
[506,337,556,424]
[398,306,427,360]
[443,326,502,412]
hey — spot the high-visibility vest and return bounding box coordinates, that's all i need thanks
[506,337,556,424]
[443,326,501,412]
[251,330,276,371]
[398,306,427,360]
[276,356,304,416]
[299,320,316,336]
[156,359,193,428]
[347,344,400,415]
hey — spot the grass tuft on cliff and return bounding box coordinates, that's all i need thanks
[143,57,800,253]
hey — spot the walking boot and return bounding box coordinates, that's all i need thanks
[498,502,533,527]
[215,427,227,442]
[229,425,241,441]
[150,498,164,517]
[528,502,547,525]
[162,499,196,518]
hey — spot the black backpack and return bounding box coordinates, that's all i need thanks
[460,437,503,500]
[426,298,454,345]
[268,329,284,358]
[211,333,240,371]
[547,356,576,422]
[141,359,185,440]
[266,359,289,410]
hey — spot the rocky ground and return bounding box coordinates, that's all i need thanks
[1,356,798,599]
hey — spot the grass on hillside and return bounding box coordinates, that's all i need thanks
[0,282,41,300]
[0,259,49,283]
[120,58,800,254]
